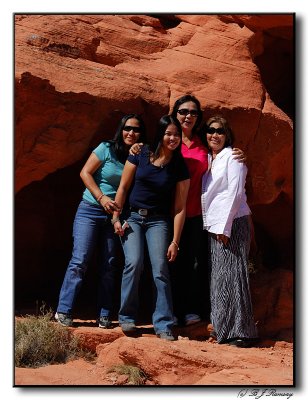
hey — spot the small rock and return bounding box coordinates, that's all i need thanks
[178,335,189,340]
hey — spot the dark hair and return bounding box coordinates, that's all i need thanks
[171,94,203,134]
[151,115,182,159]
[203,115,234,148]
[111,114,146,163]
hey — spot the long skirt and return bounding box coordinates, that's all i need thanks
[209,215,258,343]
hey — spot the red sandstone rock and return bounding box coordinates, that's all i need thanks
[14,321,293,386]
[15,14,293,202]
[250,268,293,341]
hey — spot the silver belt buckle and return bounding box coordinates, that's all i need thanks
[138,208,148,216]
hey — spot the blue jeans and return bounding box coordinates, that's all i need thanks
[119,212,174,334]
[57,200,120,318]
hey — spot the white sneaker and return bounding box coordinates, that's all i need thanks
[185,314,201,326]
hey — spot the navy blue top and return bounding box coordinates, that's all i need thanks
[127,145,190,214]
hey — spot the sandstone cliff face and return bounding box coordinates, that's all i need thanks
[15,15,294,337]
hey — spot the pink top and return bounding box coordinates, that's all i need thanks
[181,135,208,218]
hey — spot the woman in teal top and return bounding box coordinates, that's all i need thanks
[55,114,146,328]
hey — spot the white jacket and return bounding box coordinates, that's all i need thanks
[201,147,251,237]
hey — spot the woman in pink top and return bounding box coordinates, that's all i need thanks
[170,95,245,327]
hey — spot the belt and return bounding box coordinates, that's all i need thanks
[130,207,164,216]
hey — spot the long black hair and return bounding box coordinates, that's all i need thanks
[171,94,203,134]
[111,114,146,163]
[151,115,182,160]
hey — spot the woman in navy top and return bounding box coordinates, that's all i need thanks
[112,115,190,340]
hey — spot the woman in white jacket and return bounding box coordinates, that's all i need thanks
[201,115,258,347]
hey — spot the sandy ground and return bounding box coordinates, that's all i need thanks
[15,320,293,387]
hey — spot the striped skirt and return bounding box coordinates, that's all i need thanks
[209,215,258,343]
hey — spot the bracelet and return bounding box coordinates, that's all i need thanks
[97,193,105,202]
[111,217,120,225]
[171,240,179,250]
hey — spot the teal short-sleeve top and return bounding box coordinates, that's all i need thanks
[82,142,124,204]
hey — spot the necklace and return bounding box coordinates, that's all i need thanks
[154,160,166,168]
[151,156,170,168]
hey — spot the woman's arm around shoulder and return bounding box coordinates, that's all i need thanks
[228,151,248,177]
[232,147,247,164]
[129,142,144,156]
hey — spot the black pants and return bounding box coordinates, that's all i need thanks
[169,215,210,324]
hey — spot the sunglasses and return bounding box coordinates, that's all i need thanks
[123,126,141,133]
[177,109,199,117]
[207,127,225,135]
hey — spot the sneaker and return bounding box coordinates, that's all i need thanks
[185,313,201,326]
[98,316,112,329]
[55,312,73,327]
[157,331,175,341]
[120,322,137,333]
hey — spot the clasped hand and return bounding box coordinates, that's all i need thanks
[101,196,120,214]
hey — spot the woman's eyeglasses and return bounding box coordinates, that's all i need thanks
[207,127,225,135]
[123,126,141,133]
[177,109,199,117]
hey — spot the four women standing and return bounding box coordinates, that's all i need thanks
[56,100,257,347]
